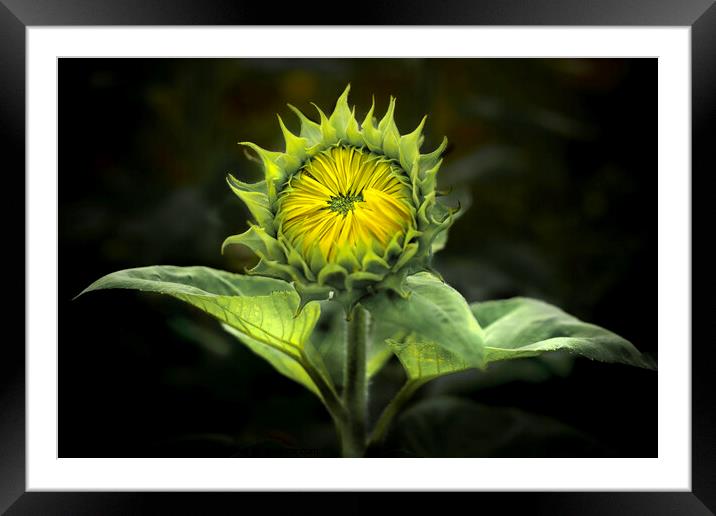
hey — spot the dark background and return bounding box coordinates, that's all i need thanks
[59,58,656,458]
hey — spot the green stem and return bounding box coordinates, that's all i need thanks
[368,380,423,447]
[340,304,369,457]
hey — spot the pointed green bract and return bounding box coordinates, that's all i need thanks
[288,103,322,145]
[226,174,274,233]
[223,85,457,311]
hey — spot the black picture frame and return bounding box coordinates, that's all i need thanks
[2,1,712,513]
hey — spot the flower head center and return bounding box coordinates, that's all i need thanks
[327,193,365,216]
[276,146,415,263]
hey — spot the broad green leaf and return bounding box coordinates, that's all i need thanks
[312,300,394,388]
[79,265,293,298]
[385,334,468,381]
[424,352,574,396]
[367,313,403,376]
[221,324,321,397]
[362,272,486,381]
[79,265,330,396]
[471,297,655,369]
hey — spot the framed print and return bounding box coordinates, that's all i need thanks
[3,0,713,513]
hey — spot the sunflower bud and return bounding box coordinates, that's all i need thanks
[223,85,458,311]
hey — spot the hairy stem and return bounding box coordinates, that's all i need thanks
[340,304,369,457]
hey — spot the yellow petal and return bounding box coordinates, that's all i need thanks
[277,146,415,263]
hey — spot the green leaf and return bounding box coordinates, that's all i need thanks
[367,313,403,377]
[471,297,655,369]
[364,276,652,397]
[424,352,575,396]
[79,265,291,298]
[221,324,321,397]
[79,266,331,397]
[362,272,486,381]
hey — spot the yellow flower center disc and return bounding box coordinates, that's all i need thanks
[277,146,415,263]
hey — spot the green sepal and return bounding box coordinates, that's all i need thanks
[238,141,285,201]
[317,263,348,289]
[336,245,362,273]
[417,191,436,228]
[221,225,282,260]
[346,271,384,292]
[277,115,308,172]
[378,96,401,159]
[409,162,422,207]
[329,84,353,141]
[250,257,305,284]
[287,103,323,145]
[307,245,328,276]
[311,102,338,146]
[293,282,333,315]
[418,136,448,176]
[378,270,412,299]
[284,242,316,282]
[399,115,426,173]
[361,248,391,276]
[345,107,364,148]
[360,97,383,152]
[226,174,274,233]
[420,158,442,197]
[383,232,404,261]
[393,241,419,271]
